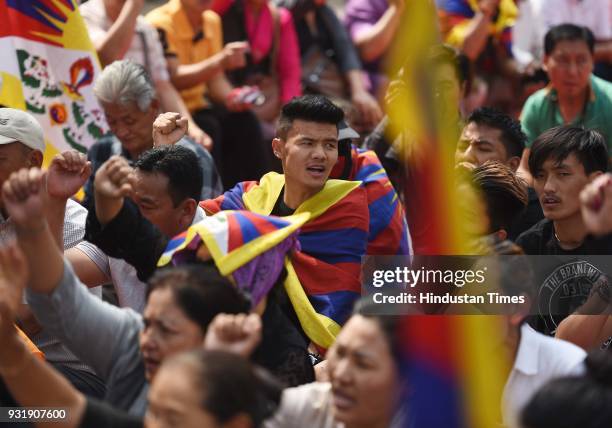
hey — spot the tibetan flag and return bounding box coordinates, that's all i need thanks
[200,172,374,349]
[0,0,107,163]
[330,145,412,257]
[385,1,510,427]
[158,210,309,308]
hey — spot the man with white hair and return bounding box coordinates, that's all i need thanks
[0,108,106,398]
[82,59,222,208]
[79,0,213,148]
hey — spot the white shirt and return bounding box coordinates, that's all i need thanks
[79,0,170,82]
[75,206,207,313]
[502,323,586,428]
[512,0,612,68]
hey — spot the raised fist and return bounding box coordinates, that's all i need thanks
[2,168,47,230]
[94,156,135,200]
[152,112,188,147]
[47,151,92,200]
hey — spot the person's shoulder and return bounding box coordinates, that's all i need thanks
[515,218,552,252]
[592,75,612,102]
[523,87,550,111]
[145,3,177,28]
[531,328,586,371]
[203,9,222,25]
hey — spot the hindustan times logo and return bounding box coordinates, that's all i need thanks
[372,266,488,288]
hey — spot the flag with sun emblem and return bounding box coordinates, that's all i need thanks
[0,0,107,160]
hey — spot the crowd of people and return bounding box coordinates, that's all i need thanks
[2,0,612,427]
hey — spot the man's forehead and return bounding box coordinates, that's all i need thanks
[462,122,503,143]
[550,40,592,56]
[287,119,338,139]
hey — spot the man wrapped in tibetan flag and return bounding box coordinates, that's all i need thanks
[201,95,412,350]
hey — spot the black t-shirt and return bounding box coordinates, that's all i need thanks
[516,219,612,335]
[515,218,612,255]
[507,187,544,241]
[79,399,143,428]
[271,188,296,217]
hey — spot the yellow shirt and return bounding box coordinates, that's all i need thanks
[146,0,223,112]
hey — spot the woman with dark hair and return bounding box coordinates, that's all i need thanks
[264,301,406,428]
[0,247,280,428]
[521,350,612,428]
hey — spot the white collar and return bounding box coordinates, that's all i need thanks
[513,323,542,376]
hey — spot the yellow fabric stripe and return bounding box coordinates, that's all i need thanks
[200,212,310,276]
[282,258,341,349]
[242,172,362,222]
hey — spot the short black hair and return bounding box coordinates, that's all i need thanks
[427,44,471,91]
[171,350,282,428]
[544,23,595,56]
[276,95,344,140]
[471,161,528,233]
[135,145,203,206]
[147,264,250,333]
[521,350,612,428]
[467,107,526,158]
[528,126,609,176]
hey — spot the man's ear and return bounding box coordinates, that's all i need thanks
[542,55,550,73]
[180,198,198,220]
[28,149,44,168]
[271,138,283,159]
[507,156,520,173]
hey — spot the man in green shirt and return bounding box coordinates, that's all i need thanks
[519,24,612,182]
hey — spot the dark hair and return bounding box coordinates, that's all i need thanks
[467,107,526,158]
[147,264,250,333]
[471,161,528,233]
[521,350,612,428]
[528,126,608,176]
[172,350,282,428]
[135,145,203,206]
[427,44,471,92]
[544,23,595,56]
[352,299,403,366]
[276,95,344,140]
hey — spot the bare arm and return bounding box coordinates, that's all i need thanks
[93,156,135,226]
[169,42,248,90]
[66,247,110,288]
[2,169,65,295]
[95,0,144,66]
[353,2,403,63]
[460,11,493,61]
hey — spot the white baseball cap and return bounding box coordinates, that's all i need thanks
[0,108,45,152]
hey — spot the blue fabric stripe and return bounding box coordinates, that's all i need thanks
[309,291,360,325]
[368,189,397,241]
[355,163,382,181]
[233,211,261,245]
[299,228,368,264]
[220,183,246,210]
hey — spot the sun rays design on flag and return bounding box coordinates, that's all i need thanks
[5,0,93,51]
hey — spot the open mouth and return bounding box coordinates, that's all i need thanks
[332,388,357,411]
[143,357,160,374]
[306,165,326,176]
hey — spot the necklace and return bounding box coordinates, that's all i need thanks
[554,230,584,249]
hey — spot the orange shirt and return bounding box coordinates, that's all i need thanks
[146,0,223,112]
[16,326,44,360]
